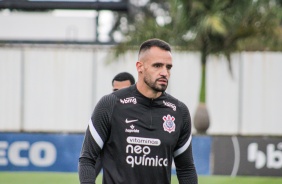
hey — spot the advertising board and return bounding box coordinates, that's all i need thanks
[212,136,282,176]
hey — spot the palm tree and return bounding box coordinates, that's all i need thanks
[112,0,282,134]
[179,0,282,133]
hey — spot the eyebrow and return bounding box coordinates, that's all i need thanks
[153,62,173,67]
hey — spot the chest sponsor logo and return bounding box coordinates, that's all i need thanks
[163,100,176,111]
[126,136,161,146]
[125,125,140,133]
[163,114,176,133]
[120,97,137,104]
[125,137,168,168]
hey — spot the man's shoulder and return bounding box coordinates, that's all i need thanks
[164,93,187,109]
[96,93,119,108]
[112,85,134,98]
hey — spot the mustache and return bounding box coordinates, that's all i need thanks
[156,77,168,81]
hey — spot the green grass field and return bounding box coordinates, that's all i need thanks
[1,172,282,184]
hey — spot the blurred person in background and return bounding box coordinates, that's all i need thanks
[79,38,198,184]
[94,71,135,180]
[112,72,135,91]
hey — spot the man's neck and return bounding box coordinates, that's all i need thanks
[136,82,162,99]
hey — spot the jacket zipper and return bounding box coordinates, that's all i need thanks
[150,99,153,128]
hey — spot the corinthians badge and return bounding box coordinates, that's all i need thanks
[163,114,176,133]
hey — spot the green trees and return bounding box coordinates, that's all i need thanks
[113,0,282,134]
[178,0,281,133]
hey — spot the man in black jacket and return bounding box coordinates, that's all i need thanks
[94,71,135,179]
[79,38,198,184]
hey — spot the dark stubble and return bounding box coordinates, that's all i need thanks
[144,75,168,92]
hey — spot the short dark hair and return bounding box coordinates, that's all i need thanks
[112,72,135,86]
[138,38,171,56]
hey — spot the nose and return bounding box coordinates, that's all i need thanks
[160,67,169,77]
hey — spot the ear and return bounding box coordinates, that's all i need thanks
[136,61,143,73]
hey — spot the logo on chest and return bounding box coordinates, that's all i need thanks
[120,97,137,104]
[125,124,140,133]
[163,101,176,111]
[163,114,176,133]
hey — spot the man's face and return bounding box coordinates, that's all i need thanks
[112,80,131,91]
[138,46,173,92]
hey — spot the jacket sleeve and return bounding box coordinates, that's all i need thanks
[174,101,198,184]
[94,156,102,179]
[78,94,116,184]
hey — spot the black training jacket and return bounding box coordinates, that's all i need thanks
[79,85,198,184]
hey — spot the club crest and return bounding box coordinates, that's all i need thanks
[163,114,176,133]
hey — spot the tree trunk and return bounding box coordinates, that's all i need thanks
[194,46,210,134]
[194,103,210,134]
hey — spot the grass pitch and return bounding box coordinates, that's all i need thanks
[1,172,282,184]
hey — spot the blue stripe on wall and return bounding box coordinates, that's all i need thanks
[0,133,211,174]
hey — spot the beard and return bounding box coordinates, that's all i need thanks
[144,76,168,92]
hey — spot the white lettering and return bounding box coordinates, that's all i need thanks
[125,144,168,168]
[163,101,176,111]
[163,158,168,166]
[0,141,57,167]
[145,157,155,166]
[125,129,140,133]
[267,144,282,169]
[126,145,151,155]
[9,141,29,166]
[120,97,137,104]
[248,142,282,169]
[158,158,163,166]
[126,155,134,167]
[126,154,168,168]
[30,142,56,167]
[134,145,142,154]
[143,146,150,155]
[135,156,142,166]
[0,141,8,166]
[126,144,134,154]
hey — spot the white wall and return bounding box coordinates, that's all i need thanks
[207,54,241,134]
[0,11,96,41]
[240,52,282,135]
[0,48,22,131]
[23,47,94,132]
[0,45,282,135]
[206,52,282,135]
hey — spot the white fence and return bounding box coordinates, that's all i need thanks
[0,45,281,135]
